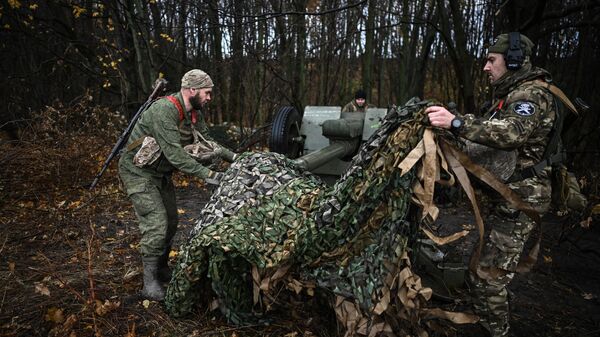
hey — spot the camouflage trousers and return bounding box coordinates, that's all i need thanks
[119,169,178,257]
[468,212,535,337]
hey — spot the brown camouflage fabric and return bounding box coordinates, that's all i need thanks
[457,62,557,336]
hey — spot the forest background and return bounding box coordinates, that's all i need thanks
[1,0,600,336]
[2,0,599,165]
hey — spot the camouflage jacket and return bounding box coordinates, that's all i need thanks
[341,100,375,113]
[118,92,213,179]
[457,64,558,210]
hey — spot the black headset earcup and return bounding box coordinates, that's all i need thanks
[506,32,524,70]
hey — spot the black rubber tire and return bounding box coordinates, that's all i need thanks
[269,106,303,159]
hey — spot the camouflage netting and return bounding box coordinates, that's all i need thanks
[165,99,458,335]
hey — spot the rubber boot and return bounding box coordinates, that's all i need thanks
[141,256,166,301]
[157,246,172,283]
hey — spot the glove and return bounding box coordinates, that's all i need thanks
[205,170,224,186]
[184,142,218,164]
[207,141,238,162]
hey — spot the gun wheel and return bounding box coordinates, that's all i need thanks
[269,106,303,159]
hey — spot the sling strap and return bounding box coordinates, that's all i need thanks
[526,79,579,115]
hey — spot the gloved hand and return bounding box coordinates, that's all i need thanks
[208,141,237,162]
[205,170,224,186]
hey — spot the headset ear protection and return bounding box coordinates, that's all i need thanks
[505,31,524,70]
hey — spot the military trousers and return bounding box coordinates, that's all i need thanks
[120,170,179,257]
[468,212,535,337]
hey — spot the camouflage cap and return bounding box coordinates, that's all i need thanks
[488,33,534,56]
[181,69,214,89]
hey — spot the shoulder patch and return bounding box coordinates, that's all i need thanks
[513,101,536,116]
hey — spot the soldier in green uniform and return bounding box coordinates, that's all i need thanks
[426,33,563,336]
[342,89,374,113]
[119,69,236,301]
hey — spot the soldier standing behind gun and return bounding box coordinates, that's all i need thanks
[342,89,374,113]
[426,33,573,336]
[119,69,236,301]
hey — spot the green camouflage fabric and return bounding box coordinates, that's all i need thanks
[457,63,557,337]
[166,99,435,335]
[119,92,214,256]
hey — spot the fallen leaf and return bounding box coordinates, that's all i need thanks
[45,307,64,323]
[580,217,591,229]
[168,250,178,258]
[582,292,596,300]
[177,208,186,214]
[8,261,15,272]
[142,300,150,308]
[123,268,141,282]
[543,255,553,263]
[35,282,51,296]
[95,299,120,316]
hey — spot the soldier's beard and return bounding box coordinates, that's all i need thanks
[190,93,204,110]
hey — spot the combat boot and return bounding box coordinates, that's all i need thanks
[141,256,166,301]
[157,246,172,283]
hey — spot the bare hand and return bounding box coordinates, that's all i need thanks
[425,106,455,129]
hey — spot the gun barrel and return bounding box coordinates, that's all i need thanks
[293,140,357,171]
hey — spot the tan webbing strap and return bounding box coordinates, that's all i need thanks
[438,140,486,276]
[422,129,438,221]
[527,80,579,115]
[125,136,146,152]
[440,139,542,278]
[397,130,439,224]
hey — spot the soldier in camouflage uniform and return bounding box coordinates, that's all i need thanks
[342,88,375,113]
[426,33,559,336]
[118,69,236,301]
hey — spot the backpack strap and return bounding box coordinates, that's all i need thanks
[507,80,571,182]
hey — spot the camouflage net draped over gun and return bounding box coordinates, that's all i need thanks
[165,100,444,335]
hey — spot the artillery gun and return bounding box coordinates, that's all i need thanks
[268,105,387,180]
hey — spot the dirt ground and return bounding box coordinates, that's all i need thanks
[1,179,599,337]
[425,205,600,337]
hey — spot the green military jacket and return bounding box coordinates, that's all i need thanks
[118,92,213,179]
[457,64,557,210]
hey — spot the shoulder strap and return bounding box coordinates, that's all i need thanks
[526,79,579,115]
[165,95,197,123]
